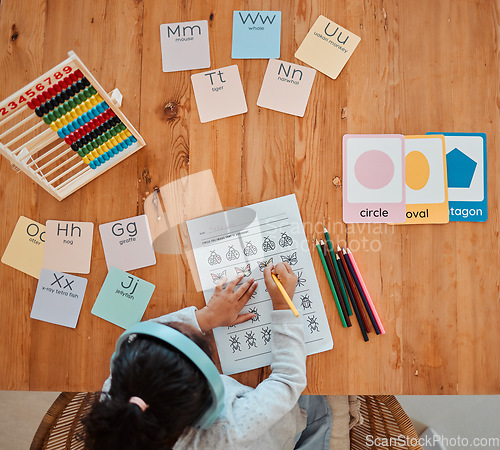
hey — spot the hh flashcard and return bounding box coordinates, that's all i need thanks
[232,11,281,59]
[427,132,487,222]
[401,135,449,224]
[257,59,316,117]
[43,221,94,274]
[191,65,248,123]
[91,267,156,329]
[343,134,406,224]
[1,216,45,278]
[99,215,156,271]
[31,269,88,328]
[160,20,210,72]
[295,15,360,80]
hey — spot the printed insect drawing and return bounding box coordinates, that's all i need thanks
[306,315,320,333]
[281,252,298,266]
[226,245,240,261]
[296,271,306,287]
[235,263,252,277]
[245,331,258,349]
[262,236,276,252]
[211,270,227,284]
[258,258,273,272]
[249,307,260,322]
[279,232,293,247]
[229,334,241,353]
[261,327,272,345]
[243,241,258,256]
[208,250,222,266]
[300,294,312,309]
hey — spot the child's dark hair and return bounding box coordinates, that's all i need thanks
[82,322,213,450]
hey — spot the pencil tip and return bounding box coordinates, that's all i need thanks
[323,225,327,232]
[320,239,324,244]
[336,244,341,251]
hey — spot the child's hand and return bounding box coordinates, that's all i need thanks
[263,262,298,310]
[196,274,258,332]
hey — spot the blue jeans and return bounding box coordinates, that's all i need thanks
[294,395,332,450]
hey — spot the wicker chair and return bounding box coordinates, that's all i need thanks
[31,392,422,449]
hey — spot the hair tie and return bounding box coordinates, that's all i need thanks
[129,396,149,412]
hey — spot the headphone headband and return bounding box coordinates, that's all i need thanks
[111,321,224,429]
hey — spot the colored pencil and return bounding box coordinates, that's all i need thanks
[323,226,352,316]
[320,240,351,327]
[343,248,381,335]
[347,248,385,334]
[271,273,299,317]
[315,239,347,327]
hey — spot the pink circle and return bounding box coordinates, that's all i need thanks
[354,150,394,189]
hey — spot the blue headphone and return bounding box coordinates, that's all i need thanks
[111,321,225,429]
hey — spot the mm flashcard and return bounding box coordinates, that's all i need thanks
[427,132,487,222]
[343,134,406,224]
[99,215,156,271]
[160,20,210,72]
[2,216,45,278]
[31,269,88,328]
[191,65,248,123]
[257,59,316,117]
[232,11,281,59]
[295,15,360,79]
[43,220,94,274]
[401,135,449,224]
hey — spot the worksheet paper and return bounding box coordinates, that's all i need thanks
[187,194,333,375]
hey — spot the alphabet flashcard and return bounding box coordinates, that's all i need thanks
[191,65,248,123]
[99,215,156,271]
[295,15,360,79]
[30,269,88,328]
[43,220,94,274]
[257,59,316,117]
[2,216,45,278]
[160,20,210,72]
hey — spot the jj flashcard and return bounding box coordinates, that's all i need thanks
[295,15,361,79]
[427,132,487,222]
[43,220,94,274]
[232,11,281,59]
[257,59,316,117]
[99,215,156,271]
[191,65,248,123]
[160,20,210,72]
[343,134,406,224]
[2,216,45,278]
[91,267,156,329]
[31,269,88,328]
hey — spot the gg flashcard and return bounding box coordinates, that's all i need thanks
[30,269,88,328]
[99,215,156,271]
[400,135,449,224]
[43,220,94,274]
[2,216,45,278]
[160,20,210,72]
[257,59,316,117]
[427,132,487,222]
[232,11,281,59]
[295,15,361,79]
[343,134,406,224]
[91,267,156,329]
[191,65,248,123]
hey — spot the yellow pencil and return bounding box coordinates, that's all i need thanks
[271,273,299,317]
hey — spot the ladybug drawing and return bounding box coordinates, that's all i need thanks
[208,250,222,266]
[262,236,276,252]
[243,241,258,256]
[279,232,293,247]
[226,245,240,261]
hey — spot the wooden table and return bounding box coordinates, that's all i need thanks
[0,0,498,394]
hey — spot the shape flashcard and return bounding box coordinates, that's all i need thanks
[257,59,316,117]
[31,269,88,328]
[2,216,45,278]
[43,221,94,274]
[401,135,449,224]
[295,15,361,79]
[191,65,248,123]
[343,134,406,224]
[91,267,156,329]
[427,132,487,222]
[160,20,210,72]
[232,11,281,59]
[99,215,156,271]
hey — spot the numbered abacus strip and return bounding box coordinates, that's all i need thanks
[0,51,145,201]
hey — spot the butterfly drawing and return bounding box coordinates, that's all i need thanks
[258,258,273,272]
[235,264,252,277]
[210,270,227,284]
[281,252,298,266]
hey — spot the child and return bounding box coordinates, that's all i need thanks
[83,262,332,449]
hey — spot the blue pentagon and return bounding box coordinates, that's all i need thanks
[446,148,477,188]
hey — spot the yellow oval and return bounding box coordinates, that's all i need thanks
[405,151,430,191]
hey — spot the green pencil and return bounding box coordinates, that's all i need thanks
[315,238,347,327]
[323,226,352,316]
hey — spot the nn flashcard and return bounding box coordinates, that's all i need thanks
[343,134,406,224]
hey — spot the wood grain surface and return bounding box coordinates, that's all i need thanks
[0,0,498,394]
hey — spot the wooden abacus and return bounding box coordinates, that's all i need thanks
[0,51,146,201]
